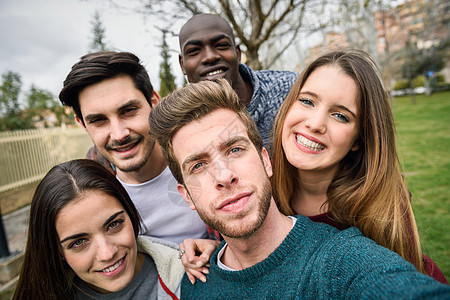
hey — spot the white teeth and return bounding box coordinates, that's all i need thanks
[207,70,224,76]
[117,146,132,151]
[102,258,123,273]
[296,135,325,152]
[115,143,135,152]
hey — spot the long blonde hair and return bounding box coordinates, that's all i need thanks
[271,50,424,273]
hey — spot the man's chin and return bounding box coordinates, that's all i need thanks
[115,160,146,173]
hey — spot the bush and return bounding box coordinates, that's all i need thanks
[393,79,409,90]
[412,75,425,88]
[435,73,445,84]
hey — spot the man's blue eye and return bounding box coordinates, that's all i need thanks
[193,162,204,170]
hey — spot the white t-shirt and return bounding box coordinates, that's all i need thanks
[118,167,208,244]
[217,216,297,271]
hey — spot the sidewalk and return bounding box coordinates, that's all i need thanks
[0,205,29,294]
[2,205,29,254]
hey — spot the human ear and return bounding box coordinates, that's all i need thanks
[261,147,273,178]
[75,115,87,131]
[179,54,187,75]
[236,45,242,63]
[351,142,359,151]
[177,183,196,210]
[151,91,161,107]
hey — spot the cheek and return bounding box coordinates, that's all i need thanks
[184,58,198,71]
[124,224,138,247]
[334,127,359,152]
[63,251,91,274]
[86,127,109,145]
[281,114,297,150]
[183,175,205,202]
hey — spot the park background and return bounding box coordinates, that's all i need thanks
[0,0,449,296]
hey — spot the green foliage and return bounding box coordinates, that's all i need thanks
[158,31,177,97]
[27,85,57,109]
[0,71,73,131]
[26,85,69,128]
[90,11,108,52]
[393,75,426,90]
[401,40,447,80]
[0,71,22,114]
[393,91,450,279]
[0,71,33,130]
[436,74,445,84]
[393,79,409,90]
[412,75,425,88]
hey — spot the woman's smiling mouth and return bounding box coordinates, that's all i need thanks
[295,134,325,152]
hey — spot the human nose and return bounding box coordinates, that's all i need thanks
[95,237,118,262]
[201,46,219,64]
[109,119,129,141]
[211,158,238,189]
[305,110,327,134]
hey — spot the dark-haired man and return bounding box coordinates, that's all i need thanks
[59,51,209,244]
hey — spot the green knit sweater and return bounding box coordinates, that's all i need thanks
[181,215,450,299]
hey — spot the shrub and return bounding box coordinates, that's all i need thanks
[435,73,445,84]
[393,79,409,90]
[412,75,425,88]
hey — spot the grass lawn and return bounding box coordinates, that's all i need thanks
[393,90,450,280]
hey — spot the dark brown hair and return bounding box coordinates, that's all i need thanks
[59,51,153,125]
[13,159,142,299]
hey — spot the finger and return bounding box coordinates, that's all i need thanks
[187,271,196,285]
[181,250,203,270]
[180,239,197,264]
[186,268,207,284]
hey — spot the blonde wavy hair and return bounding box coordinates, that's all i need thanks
[271,50,424,273]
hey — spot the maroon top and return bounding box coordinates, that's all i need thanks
[305,212,448,284]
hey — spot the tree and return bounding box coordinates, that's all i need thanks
[158,30,177,97]
[392,0,449,95]
[0,71,21,116]
[90,10,109,52]
[25,86,70,128]
[0,71,32,130]
[121,0,333,70]
[27,85,57,109]
[0,72,73,131]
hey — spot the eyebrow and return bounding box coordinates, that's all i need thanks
[84,100,141,123]
[336,104,357,118]
[220,136,249,152]
[299,91,319,99]
[181,135,250,172]
[184,34,231,49]
[299,91,357,118]
[59,211,125,244]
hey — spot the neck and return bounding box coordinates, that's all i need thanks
[221,199,292,270]
[232,73,253,107]
[291,168,336,216]
[116,143,167,184]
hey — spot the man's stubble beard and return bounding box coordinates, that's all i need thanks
[194,178,272,239]
[115,138,156,173]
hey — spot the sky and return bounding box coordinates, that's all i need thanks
[0,0,185,99]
